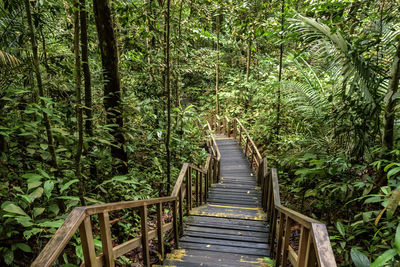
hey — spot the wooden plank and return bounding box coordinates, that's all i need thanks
[171,163,189,197]
[185,226,268,238]
[184,230,268,243]
[31,207,86,267]
[281,217,292,267]
[180,236,270,249]
[297,225,310,267]
[180,241,270,257]
[99,212,114,267]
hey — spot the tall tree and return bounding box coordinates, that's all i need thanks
[275,0,285,137]
[165,0,172,195]
[24,0,58,170]
[73,0,85,205]
[215,5,221,115]
[80,0,97,179]
[93,0,128,174]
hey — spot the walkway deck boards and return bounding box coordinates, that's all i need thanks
[163,135,270,266]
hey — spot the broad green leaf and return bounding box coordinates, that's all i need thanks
[60,179,79,193]
[13,243,32,253]
[22,173,42,180]
[29,187,43,201]
[2,202,28,216]
[44,180,54,199]
[350,248,370,267]
[40,143,48,150]
[370,249,397,267]
[15,216,34,227]
[386,186,400,218]
[28,181,42,191]
[38,219,64,228]
[33,207,45,217]
[395,223,400,255]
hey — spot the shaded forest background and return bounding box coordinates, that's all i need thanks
[1,0,400,265]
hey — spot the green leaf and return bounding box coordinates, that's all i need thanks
[60,179,79,193]
[33,207,45,217]
[38,219,64,228]
[29,187,44,201]
[336,221,345,237]
[23,228,43,240]
[387,167,400,179]
[2,202,28,216]
[15,216,34,227]
[14,243,32,253]
[28,181,42,191]
[370,249,397,267]
[351,248,370,267]
[44,180,54,199]
[40,143,48,150]
[22,173,42,180]
[395,223,400,255]
[4,249,14,265]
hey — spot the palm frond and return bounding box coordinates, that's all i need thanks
[0,50,20,67]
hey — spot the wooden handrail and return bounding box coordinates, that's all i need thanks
[31,122,221,267]
[211,115,337,267]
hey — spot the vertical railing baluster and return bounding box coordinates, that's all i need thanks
[188,167,192,211]
[179,187,184,234]
[99,212,115,267]
[297,225,309,267]
[173,199,179,248]
[139,205,150,267]
[156,202,165,260]
[79,216,97,267]
[305,233,318,266]
[200,172,203,204]
[276,211,284,263]
[196,170,200,206]
[281,217,292,266]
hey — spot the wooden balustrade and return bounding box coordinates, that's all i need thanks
[31,122,220,267]
[212,115,337,267]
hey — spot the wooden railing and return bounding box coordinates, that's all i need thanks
[31,122,220,267]
[213,115,336,267]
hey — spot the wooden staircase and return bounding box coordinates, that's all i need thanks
[31,115,336,267]
[161,135,270,266]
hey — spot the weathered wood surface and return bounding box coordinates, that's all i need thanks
[163,136,271,266]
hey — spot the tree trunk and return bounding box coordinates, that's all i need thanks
[73,0,85,205]
[80,0,97,180]
[175,0,184,107]
[246,38,251,82]
[383,40,400,153]
[93,0,128,174]
[165,0,171,195]
[215,8,220,115]
[276,0,285,137]
[24,0,58,170]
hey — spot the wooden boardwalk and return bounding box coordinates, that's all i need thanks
[163,135,270,266]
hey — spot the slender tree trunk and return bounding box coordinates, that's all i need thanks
[146,0,154,82]
[246,38,251,82]
[24,0,58,170]
[383,40,400,153]
[175,0,184,107]
[73,0,85,205]
[93,0,128,174]
[215,8,220,115]
[165,0,171,195]
[80,0,97,180]
[276,0,285,137]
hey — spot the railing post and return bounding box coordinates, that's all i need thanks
[196,170,200,206]
[173,199,180,248]
[156,202,165,260]
[139,205,150,267]
[99,212,115,267]
[233,119,237,139]
[79,216,97,267]
[305,234,318,266]
[179,187,184,234]
[297,225,310,267]
[276,211,284,263]
[281,216,292,267]
[200,172,203,204]
[188,167,192,211]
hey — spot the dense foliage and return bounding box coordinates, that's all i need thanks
[1,0,400,266]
